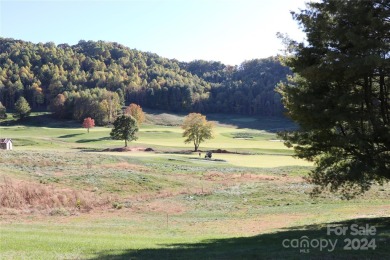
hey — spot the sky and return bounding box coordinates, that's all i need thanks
[0,0,308,65]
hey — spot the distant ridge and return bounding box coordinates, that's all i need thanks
[0,38,290,118]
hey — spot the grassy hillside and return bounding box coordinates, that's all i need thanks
[0,112,389,259]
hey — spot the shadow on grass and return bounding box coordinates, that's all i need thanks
[1,110,296,132]
[1,114,80,128]
[206,114,298,131]
[90,217,390,260]
[142,108,296,131]
[76,137,112,143]
[58,133,84,138]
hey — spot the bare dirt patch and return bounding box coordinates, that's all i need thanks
[137,200,186,215]
[187,213,308,236]
[231,173,277,181]
[202,171,302,184]
[210,149,252,155]
[103,147,154,152]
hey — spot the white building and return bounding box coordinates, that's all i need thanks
[0,138,13,150]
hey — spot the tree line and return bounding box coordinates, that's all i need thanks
[0,38,290,124]
[182,58,290,115]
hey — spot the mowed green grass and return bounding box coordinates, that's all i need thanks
[0,113,389,259]
[1,222,219,260]
[0,113,308,168]
[2,213,389,259]
[2,182,389,259]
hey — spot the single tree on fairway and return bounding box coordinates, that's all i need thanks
[124,103,145,126]
[277,0,390,196]
[14,97,31,120]
[110,115,138,147]
[82,117,95,133]
[182,113,214,152]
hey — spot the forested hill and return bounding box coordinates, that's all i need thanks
[0,38,290,123]
[182,59,290,115]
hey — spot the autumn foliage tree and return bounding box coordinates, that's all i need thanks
[182,113,214,152]
[0,38,289,118]
[49,94,67,118]
[82,117,95,133]
[125,103,145,126]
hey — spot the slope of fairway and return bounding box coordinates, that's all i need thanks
[0,112,303,161]
[1,112,388,259]
[137,125,293,153]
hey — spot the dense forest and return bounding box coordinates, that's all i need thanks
[0,38,290,124]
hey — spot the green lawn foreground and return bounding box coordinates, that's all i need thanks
[2,215,389,259]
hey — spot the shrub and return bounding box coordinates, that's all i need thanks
[112,201,123,209]
[49,208,70,216]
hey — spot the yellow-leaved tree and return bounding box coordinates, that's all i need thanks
[182,113,214,152]
[125,103,145,126]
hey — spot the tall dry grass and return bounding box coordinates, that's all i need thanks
[0,177,110,211]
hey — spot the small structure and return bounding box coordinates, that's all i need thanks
[205,151,212,159]
[0,138,13,150]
